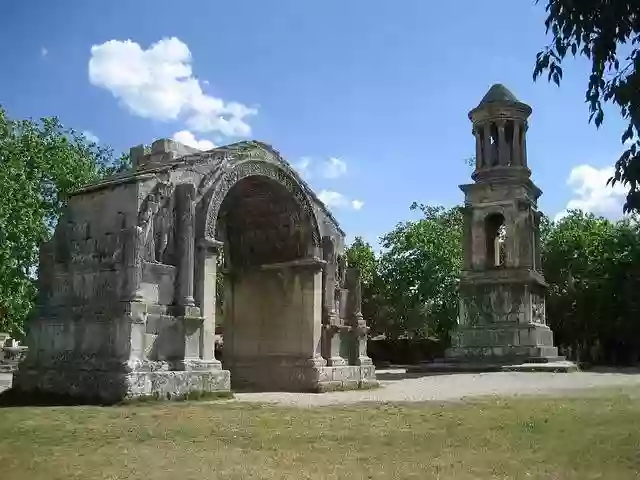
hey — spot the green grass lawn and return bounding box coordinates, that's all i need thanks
[1,389,640,479]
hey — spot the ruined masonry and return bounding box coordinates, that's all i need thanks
[13,140,377,402]
[445,84,569,368]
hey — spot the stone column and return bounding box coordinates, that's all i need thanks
[298,258,327,367]
[345,267,372,366]
[512,121,522,166]
[321,238,346,366]
[483,123,492,167]
[497,120,508,166]
[474,127,483,169]
[195,237,223,365]
[176,183,196,307]
[522,123,529,168]
[122,225,145,302]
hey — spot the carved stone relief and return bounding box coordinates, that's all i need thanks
[462,284,524,326]
[531,293,546,324]
[204,160,320,246]
[138,180,176,263]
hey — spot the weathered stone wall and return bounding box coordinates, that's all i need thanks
[13,138,375,400]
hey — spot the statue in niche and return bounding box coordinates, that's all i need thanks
[153,196,175,264]
[138,181,175,263]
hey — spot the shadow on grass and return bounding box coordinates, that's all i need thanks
[374,369,456,381]
[0,387,234,408]
[580,365,640,375]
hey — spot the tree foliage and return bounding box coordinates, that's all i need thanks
[348,201,640,365]
[0,106,127,335]
[534,0,640,213]
[543,210,640,363]
[352,204,463,341]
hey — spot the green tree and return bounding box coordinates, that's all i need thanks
[542,210,640,363]
[377,204,463,341]
[534,0,640,213]
[345,236,377,286]
[344,237,386,336]
[0,107,126,335]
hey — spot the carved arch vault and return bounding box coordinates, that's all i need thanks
[199,155,321,251]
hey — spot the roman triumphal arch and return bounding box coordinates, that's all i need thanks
[12,139,377,403]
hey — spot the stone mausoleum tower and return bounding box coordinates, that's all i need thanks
[446,84,567,368]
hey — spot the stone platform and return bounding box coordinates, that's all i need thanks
[12,360,231,404]
[227,357,378,392]
[407,358,578,374]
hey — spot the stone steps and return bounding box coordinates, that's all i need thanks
[0,363,18,374]
[407,358,578,374]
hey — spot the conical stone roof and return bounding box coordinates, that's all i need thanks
[478,83,519,106]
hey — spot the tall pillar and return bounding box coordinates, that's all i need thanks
[474,128,483,169]
[497,120,508,165]
[321,238,346,366]
[195,237,223,364]
[512,121,522,166]
[122,225,145,302]
[483,123,493,166]
[176,183,196,307]
[345,267,372,366]
[522,124,529,167]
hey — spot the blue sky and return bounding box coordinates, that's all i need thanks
[1,0,631,249]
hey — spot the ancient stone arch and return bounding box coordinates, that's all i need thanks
[13,138,377,403]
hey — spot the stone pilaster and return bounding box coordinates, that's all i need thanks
[122,225,144,302]
[194,237,223,366]
[474,128,483,169]
[533,210,542,270]
[175,183,196,307]
[345,267,372,366]
[321,238,346,366]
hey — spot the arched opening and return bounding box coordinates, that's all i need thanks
[212,175,320,391]
[485,213,506,268]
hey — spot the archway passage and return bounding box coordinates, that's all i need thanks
[218,175,313,268]
[213,175,323,391]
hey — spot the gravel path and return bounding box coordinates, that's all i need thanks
[233,369,640,407]
[2,369,640,407]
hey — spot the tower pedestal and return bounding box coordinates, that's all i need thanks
[447,269,564,365]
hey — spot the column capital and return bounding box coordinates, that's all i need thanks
[495,118,507,129]
[197,237,224,253]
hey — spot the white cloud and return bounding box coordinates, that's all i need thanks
[293,157,312,179]
[322,157,347,179]
[295,155,349,180]
[351,199,365,210]
[318,190,364,211]
[555,164,627,221]
[88,37,257,136]
[82,130,99,143]
[172,130,215,150]
[318,190,347,208]
[41,47,48,57]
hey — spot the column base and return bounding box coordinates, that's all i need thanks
[226,354,378,392]
[12,359,230,405]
